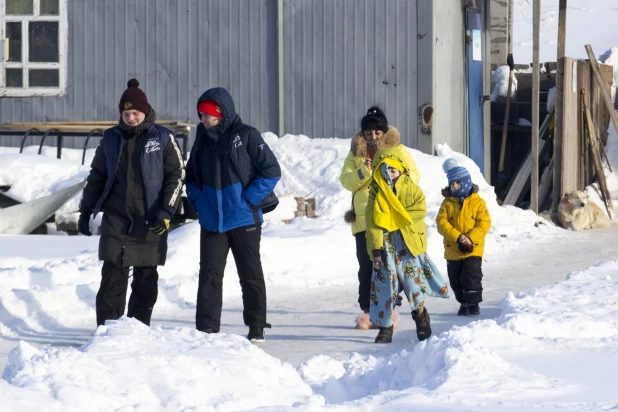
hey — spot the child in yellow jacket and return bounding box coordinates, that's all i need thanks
[436,159,491,316]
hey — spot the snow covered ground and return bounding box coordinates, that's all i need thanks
[1,2,618,409]
[2,123,618,410]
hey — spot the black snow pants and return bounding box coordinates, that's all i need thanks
[96,253,159,327]
[196,225,267,332]
[355,231,373,312]
[446,256,483,305]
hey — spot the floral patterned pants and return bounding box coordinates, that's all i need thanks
[370,230,451,327]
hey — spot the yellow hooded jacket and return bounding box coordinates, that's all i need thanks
[339,127,420,235]
[436,185,491,260]
[365,147,427,258]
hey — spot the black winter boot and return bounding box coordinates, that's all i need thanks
[412,307,432,341]
[374,326,394,343]
[247,327,265,343]
[457,303,468,316]
[467,304,480,316]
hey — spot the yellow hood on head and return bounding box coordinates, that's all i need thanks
[372,157,412,232]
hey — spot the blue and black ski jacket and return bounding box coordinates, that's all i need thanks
[185,87,281,233]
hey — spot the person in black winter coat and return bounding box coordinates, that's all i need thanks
[78,79,185,327]
[185,87,281,343]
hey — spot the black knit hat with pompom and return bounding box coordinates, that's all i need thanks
[118,78,150,114]
[360,106,388,133]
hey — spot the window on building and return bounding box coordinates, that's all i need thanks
[1,0,67,97]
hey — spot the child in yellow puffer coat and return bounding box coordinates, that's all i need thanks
[436,158,491,316]
[366,147,450,344]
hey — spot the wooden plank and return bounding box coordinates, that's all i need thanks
[539,158,553,211]
[503,139,547,206]
[585,44,618,137]
[502,112,554,206]
[552,0,567,212]
[561,58,580,197]
[531,0,541,213]
[577,59,591,189]
[581,88,613,219]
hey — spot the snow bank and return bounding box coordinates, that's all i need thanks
[1,317,314,411]
[296,262,618,408]
[6,261,618,411]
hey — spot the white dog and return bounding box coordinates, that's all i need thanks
[557,190,612,231]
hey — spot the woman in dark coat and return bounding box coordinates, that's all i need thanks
[78,79,185,327]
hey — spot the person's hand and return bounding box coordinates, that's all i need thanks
[78,213,92,236]
[459,234,472,246]
[373,256,383,271]
[149,210,172,235]
[457,234,474,253]
[364,156,372,170]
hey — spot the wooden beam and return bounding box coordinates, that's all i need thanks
[557,0,567,59]
[552,0,567,211]
[585,44,618,137]
[531,0,541,213]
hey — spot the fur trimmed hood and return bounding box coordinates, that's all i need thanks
[350,126,401,157]
[441,184,480,198]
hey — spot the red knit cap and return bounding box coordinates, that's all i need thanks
[198,100,223,118]
[118,79,150,114]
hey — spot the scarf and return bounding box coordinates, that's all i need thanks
[373,159,412,232]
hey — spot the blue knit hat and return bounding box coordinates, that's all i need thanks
[442,158,472,201]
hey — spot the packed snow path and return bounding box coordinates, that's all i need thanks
[1,224,617,368]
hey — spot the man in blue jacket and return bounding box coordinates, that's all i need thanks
[185,87,281,343]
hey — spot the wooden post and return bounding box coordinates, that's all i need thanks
[552,0,567,212]
[531,0,541,213]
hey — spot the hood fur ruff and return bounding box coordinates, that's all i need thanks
[350,126,401,157]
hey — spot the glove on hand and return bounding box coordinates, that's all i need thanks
[457,234,474,254]
[78,213,92,236]
[149,210,172,235]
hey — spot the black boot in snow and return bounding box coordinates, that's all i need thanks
[247,327,265,343]
[412,308,432,341]
[374,326,394,343]
[457,303,468,316]
[467,304,480,316]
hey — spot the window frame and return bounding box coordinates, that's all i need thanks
[0,0,67,97]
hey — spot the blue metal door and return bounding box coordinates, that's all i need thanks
[466,9,484,173]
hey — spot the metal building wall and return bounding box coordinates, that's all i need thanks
[282,0,420,146]
[433,0,467,154]
[0,0,278,149]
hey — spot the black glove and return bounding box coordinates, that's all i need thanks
[78,213,92,236]
[149,210,172,235]
[457,235,474,254]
